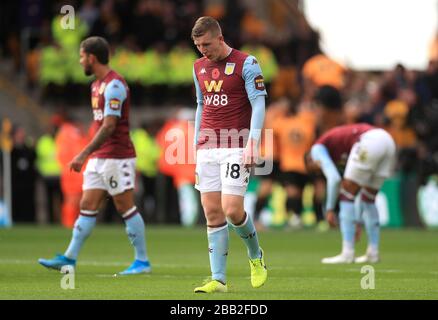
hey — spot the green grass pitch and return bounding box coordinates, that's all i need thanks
[0,225,437,299]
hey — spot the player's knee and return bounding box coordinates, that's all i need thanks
[203,204,222,217]
[201,196,221,214]
[361,187,378,203]
[341,179,361,196]
[113,200,135,215]
[223,205,237,217]
[80,198,99,211]
[112,190,135,214]
[114,204,132,215]
[201,197,222,216]
[223,204,244,221]
[203,207,224,226]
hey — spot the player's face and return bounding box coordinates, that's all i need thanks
[79,48,93,76]
[193,32,223,62]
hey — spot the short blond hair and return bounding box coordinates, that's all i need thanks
[191,16,222,39]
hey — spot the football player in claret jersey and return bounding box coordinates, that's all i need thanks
[305,124,397,264]
[191,17,267,293]
[39,37,151,275]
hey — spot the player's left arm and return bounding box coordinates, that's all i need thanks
[193,67,203,149]
[310,144,342,212]
[243,55,267,166]
[70,79,126,172]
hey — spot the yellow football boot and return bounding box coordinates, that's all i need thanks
[194,279,228,293]
[249,248,267,288]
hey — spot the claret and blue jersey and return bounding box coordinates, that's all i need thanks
[193,49,267,148]
[310,123,375,211]
[90,70,136,159]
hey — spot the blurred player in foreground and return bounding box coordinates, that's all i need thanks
[305,123,396,263]
[39,36,151,275]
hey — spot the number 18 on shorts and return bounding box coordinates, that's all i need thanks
[195,148,250,196]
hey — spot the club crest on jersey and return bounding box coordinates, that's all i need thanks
[254,75,265,91]
[224,63,235,75]
[357,147,368,162]
[109,98,121,110]
[98,82,106,95]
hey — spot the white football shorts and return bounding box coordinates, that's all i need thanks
[344,129,396,190]
[83,158,136,196]
[195,148,250,196]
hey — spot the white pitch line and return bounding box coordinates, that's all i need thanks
[0,259,196,268]
[345,268,402,273]
[2,259,435,276]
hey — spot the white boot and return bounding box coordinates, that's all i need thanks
[321,251,354,264]
[354,252,379,264]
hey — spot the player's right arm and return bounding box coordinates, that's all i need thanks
[193,67,203,150]
[310,144,341,213]
[69,116,118,172]
[243,56,267,166]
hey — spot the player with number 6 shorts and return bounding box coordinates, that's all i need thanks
[191,16,267,293]
[39,36,151,275]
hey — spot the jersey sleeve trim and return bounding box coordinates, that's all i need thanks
[243,55,267,101]
[104,79,127,118]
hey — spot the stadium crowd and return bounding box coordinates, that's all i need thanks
[1,0,438,228]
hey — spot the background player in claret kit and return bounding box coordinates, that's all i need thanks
[191,16,267,293]
[305,123,397,264]
[38,37,151,275]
